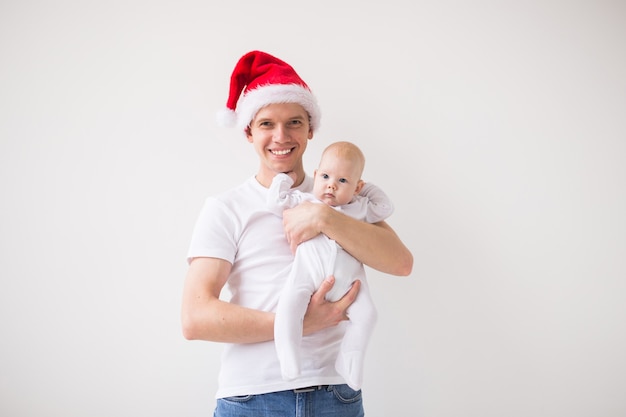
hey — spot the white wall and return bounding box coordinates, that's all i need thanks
[1,1,625,416]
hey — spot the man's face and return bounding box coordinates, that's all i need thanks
[247,103,313,187]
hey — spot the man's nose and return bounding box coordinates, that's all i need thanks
[272,125,288,141]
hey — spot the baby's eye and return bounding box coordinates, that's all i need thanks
[339,178,348,183]
[322,174,329,179]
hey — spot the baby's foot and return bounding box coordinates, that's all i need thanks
[335,351,364,391]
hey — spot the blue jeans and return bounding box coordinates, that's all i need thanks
[214,384,364,417]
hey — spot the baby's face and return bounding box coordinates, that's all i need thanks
[313,154,362,207]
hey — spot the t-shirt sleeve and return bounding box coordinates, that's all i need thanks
[186,197,238,264]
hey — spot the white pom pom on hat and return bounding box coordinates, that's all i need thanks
[216,108,237,128]
[216,50,321,132]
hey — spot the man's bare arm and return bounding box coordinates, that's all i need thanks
[181,257,274,343]
[282,202,413,276]
[181,257,359,343]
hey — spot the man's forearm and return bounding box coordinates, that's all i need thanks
[320,206,413,276]
[182,297,276,343]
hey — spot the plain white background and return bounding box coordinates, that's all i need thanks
[1,1,625,416]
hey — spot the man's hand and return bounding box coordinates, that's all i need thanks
[302,276,361,335]
[282,201,328,253]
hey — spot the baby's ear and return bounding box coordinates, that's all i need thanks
[354,179,365,195]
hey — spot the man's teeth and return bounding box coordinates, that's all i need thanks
[272,149,292,155]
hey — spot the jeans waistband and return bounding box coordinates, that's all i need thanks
[293,385,330,393]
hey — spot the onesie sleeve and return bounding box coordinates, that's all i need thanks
[266,173,303,216]
[358,182,395,223]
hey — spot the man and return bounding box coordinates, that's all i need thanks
[182,50,412,417]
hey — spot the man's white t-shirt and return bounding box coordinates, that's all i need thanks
[187,175,347,398]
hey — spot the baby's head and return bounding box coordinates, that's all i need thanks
[313,141,365,207]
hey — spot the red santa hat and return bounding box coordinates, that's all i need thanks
[217,50,321,132]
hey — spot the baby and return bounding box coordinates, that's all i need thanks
[267,141,394,390]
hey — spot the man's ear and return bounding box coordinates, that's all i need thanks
[354,180,365,195]
[245,126,253,143]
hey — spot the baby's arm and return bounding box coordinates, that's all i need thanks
[358,182,395,223]
[267,173,301,216]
